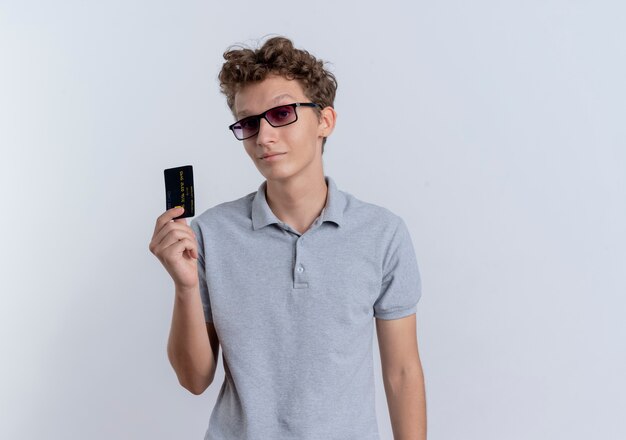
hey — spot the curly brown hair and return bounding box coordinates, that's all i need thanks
[219,36,337,151]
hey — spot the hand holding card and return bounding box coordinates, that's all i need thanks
[164,165,195,219]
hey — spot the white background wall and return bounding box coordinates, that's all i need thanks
[1,1,625,439]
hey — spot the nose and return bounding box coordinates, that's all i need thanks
[256,117,278,146]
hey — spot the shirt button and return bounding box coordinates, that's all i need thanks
[297,266,304,273]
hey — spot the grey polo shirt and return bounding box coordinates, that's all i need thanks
[190,175,421,440]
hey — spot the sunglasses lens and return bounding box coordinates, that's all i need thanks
[266,105,296,126]
[233,117,260,139]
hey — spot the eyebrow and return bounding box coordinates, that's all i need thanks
[236,94,297,119]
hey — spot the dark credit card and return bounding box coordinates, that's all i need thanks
[164,165,194,219]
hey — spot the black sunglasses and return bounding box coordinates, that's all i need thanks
[228,102,321,140]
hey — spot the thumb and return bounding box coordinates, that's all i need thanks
[173,206,188,224]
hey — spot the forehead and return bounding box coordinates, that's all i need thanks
[234,75,307,118]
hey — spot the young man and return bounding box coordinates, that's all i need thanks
[149,37,426,440]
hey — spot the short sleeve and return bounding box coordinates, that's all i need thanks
[373,216,422,320]
[190,219,213,323]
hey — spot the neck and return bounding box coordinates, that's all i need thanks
[265,171,328,235]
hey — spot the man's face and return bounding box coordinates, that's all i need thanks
[233,75,329,182]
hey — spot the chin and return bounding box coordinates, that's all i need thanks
[258,166,299,182]
[261,171,293,182]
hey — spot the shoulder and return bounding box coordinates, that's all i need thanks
[342,189,403,232]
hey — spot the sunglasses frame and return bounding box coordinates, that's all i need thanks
[228,102,321,140]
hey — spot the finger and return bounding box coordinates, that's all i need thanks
[182,243,198,260]
[152,227,197,257]
[183,247,199,260]
[161,238,198,265]
[152,206,185,236]
[151,209,193,240]
[151,221,195,251]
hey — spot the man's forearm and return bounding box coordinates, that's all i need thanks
[384,369,427,440]
[167,284,215,394]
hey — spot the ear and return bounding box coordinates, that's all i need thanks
[317,106,337,138]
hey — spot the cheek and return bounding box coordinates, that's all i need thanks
[292,119,320,144]
[243,143,257,158]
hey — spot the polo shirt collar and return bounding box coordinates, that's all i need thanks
[251,175,345,231]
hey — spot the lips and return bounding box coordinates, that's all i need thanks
[260,152,286,159]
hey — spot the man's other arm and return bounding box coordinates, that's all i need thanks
[376,313,427,440]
